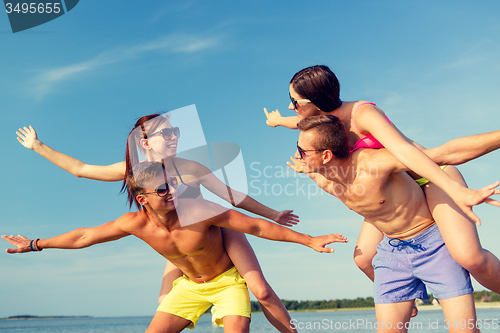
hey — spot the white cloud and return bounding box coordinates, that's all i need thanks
[31,33,222,100]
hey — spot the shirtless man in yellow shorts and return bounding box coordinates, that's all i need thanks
[290,115,500,333]
[2,161,347,333]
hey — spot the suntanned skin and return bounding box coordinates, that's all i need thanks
[293,130,500,239]
[291,126,500,333]
[3,173,347,283]
[3,171,347,333]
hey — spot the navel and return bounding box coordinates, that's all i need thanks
[379,200,385,204]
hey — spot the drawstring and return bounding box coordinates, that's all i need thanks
[389,238,426,251]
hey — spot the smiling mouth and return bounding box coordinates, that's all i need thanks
[167,143,177,149]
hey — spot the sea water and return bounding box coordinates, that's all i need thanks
[0,308,498,332]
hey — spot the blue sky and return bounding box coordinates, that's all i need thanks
[1,0,500,319]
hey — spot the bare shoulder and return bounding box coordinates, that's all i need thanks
[173,157,207,171]
[175,198,229,225]
[356,149,395,174]
[116,211,148,231]
[352,101,387,122]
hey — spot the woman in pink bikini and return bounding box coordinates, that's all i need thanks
[264,65,500,296]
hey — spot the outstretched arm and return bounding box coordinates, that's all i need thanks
[17,125,126,181]
[195,163,299,226]
[214,210,348,253]
[354,103,498,224]
[2,219,131,254]
[423,130,500,166]
[264,108,299,129]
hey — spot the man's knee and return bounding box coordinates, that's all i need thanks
[222,315,250,333]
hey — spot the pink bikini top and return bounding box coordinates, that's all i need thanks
[350,102,391,153]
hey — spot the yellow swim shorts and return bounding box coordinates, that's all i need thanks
[157,266,251,329]
[415,165,448,186]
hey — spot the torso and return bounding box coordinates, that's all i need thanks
[321,149,434,239]
[124,200,233,283]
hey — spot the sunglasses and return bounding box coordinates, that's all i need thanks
[297,141,327,159]
[289,93,311,110]
[140,177,179,197]
[149,127,180,140]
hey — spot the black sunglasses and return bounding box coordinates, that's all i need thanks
[297,141,327,159]
[140,177,179,197]
[149,127,180,140]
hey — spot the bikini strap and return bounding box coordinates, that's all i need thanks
[171,159,185,184]
[352,102,376,135]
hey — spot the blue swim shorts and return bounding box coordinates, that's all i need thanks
[372,224,472,304]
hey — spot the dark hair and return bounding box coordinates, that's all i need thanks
[125,161,167,208]
[290,65,342,112]
[121,113,168,209]
[297,115,350,159]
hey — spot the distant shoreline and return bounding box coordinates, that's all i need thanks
[3,303,499,320]
[291,301,500,313]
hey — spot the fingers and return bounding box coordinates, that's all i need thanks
[16,131,26,142]
[462,208,481,226]
[2,234,29,245]
[333,234,348,243]
[484,198,500,207]
[263,108,269,117]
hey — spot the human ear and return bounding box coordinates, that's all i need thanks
[323,150,334,164]
[140,139,151,150]
[137,194,148,206]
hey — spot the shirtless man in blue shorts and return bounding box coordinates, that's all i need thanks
[3,161,347,333]
[289,115,500,333]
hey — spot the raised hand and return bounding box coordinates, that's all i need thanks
[454,181,500,226]
[287,156,305,173]
[274,210,299,227]
[2,235,33,253]
[264,108,283,127]
[16,125,38,150]
[309,233,348,253]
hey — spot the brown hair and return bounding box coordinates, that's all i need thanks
[297,115,350,159]
[121,113,169,209]
[291,65,342,112]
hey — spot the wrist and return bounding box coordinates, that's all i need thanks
[30,238,43,252]
[31,140,43,152]
[303,234,313,247]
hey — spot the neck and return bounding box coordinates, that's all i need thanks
[323,154,354,184]
[144,206,178,229]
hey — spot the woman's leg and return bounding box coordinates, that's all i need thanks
[354,220,384,281]
[158,261,183,305]
[221,228,296,333]
[424,166,500,293]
